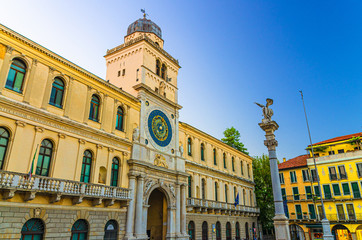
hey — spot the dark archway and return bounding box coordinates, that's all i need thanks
[216,221,221,240]
[226,222,232,240]
[147,188,168,240]
[290,224,305,240]
[332,225,351,240]
[245,222,249,240]
[202,221,208,240]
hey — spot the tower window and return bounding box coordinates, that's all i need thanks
[156,59,160,76]
[161,64,166,79]
[118,71,121,77]
[122,69,126,76]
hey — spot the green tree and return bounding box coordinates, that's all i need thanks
[221,127,249,155]
[253,154,275,231]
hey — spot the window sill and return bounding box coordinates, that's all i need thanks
[5,86,23,95]
[49,102,63,109]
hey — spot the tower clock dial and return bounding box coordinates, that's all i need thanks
[147,109,173,147]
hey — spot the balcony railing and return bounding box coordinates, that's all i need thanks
[285,192,362,202]
[187,197,260,214]
[0,170,130,203]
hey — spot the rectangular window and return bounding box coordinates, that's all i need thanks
[305,186,313,200]
[351,182,361,199]
[338,165,348,180]
[279,173,285,184]
[122,69,126,76]
[293,187,300,200]
[329,166,338,180]
[290,171,297,183]
[323,185,332,199]
[342,183,351,195]
[332,184,341,196]
[317,205,324,220]
[337,204,346,220]
[311,169,318,182]
[118,70,121,77]
[346,204,356,220]
[295,205,302,220]
[308,204,316,219]
[281,188,287,201]
[357,163,362,177]
[338,149,345,154]
[302,169,310,182]
[329,150,335,155]
[247,164,250,178]
[314,186,320,197]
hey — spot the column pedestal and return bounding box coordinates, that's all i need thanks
[321,218,334,240]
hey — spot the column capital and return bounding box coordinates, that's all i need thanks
[264,139,278,151]
[137,174,146,180]
[6,45,13,54]
[128,173,137,179]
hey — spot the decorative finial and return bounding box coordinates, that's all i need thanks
[141,9,148,18]
[255,98,274,123]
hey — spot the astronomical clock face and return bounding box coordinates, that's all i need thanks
[146,109,173,149]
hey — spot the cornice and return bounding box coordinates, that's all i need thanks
[0,23,140,105]
[179,122,252,160]
[133,83,182,110]
[0,95,132,150]
[185,160,255,186]
[105,34,181,68]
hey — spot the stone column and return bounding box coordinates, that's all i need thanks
[125,175,136,239]
[143,204,150,237]
[23,59,38,104]
[0,45,13,94]
[180,184,187,235]
[41,67,55,110]
[134,175,145,238]
[166,207,175,239]
[175,184,181,236]
[259,121,290,240]
[63,77,74,118]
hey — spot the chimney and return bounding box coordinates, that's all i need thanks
[283,157,286,162]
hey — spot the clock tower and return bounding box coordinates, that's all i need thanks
[105,15,188,240]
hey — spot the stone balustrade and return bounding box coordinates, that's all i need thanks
[0,170,130,204]
[187,197,260,215]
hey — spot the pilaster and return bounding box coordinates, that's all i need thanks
[0,45,13,94]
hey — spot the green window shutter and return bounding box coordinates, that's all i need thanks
[314,186,320,197]
[342,183,351,195]
[305,186,312,199]
[295,205,302,219]
[293,187,299,200]
[332,184,341,196]
[323,185,332,199]
[351,182,361,199]
[308,204,316,219]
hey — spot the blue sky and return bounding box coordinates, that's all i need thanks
[1,1,362,160]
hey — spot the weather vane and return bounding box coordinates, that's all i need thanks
[141,9,148,18]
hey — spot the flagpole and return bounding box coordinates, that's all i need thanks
[299,91,333,240]
[28,144,39,179]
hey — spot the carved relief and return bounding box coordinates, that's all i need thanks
[154,154,168,168]
[132,127,140,142]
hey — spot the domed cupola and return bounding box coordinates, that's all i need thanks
[127,17,162,39]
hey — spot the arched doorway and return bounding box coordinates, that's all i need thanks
[147,189,168,240]
[216,221,221,240]
[245,222,249,240]
[290,224,305,240]
[226,222,232,240]
[202,221,208,240]
[332,225,352,240]
[356,225,362,240]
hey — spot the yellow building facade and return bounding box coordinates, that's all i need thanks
[279,132,362,240]
[0,15,258,240]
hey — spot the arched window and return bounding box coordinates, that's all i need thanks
[71,219,88,240]
[49,77,65,108]
[21,218,44,240]
[240,161,244,176]
[232,157,235,171]
[200,143,205,161]
[215,182,218,201]
[115,107,124,131]
[225,184,228,203]
[216,221,221,240]
[6,58,26,93]
[188,176,192,197]
[110,157,119,187]
[104,220,118,240]
[223,153,226,169]
[188,221,195,240]
[36,139,53,176]
[245,222,249,240]
[235,222,240,240]
[213,148,217,165]
[226,222,232,240]
[201,178,206,199]
[0,127,10,170]
[89,95,100,122]
[187,138,192,156]
[202,221,208,240]
[81,150,92,183]
[161,64,166,79]
[156,59,160,76]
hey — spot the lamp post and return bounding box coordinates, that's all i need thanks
[300,91,333,240]
[256,99,290,240]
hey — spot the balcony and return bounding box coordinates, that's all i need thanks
[187,197,260,216]
[0,170,130,206]
[326,213,361,222]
